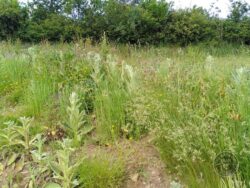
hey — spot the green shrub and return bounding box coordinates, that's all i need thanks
[2,0,250,45]
[0,0,28,40]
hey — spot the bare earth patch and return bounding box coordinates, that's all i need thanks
[86,136,170,188]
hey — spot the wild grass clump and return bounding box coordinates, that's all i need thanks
[154,56,250,187]
[0,56,31,104]
[76,156,125,188]
[92,53,132,141]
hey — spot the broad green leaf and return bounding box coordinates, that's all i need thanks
[15,155,25,172]
[0,162,3,175]
[82,125,94,135]
[43,182,62,188]
[7,153,18,166]
[49,161,62,175]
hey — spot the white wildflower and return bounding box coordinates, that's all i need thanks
[87,51,101,63]
[204,55,214,71]
[177,48,184,55]
[232,67,250,84]
[170,180,183,188]
[205,55,214,64]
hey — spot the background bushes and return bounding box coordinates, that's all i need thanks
[1,0,250,45]
[0,0,28,40]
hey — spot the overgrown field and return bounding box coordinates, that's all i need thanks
[1,41,250,188]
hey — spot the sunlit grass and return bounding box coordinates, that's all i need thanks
[0,42,250,187]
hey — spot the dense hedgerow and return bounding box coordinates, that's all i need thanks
[1,0,250,45]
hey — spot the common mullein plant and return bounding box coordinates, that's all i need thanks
[48,139,82,188]
[0,117,37,152]
[66,92,92,147]
[29,134,50,187]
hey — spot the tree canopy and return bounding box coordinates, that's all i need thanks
[1,0,250,45]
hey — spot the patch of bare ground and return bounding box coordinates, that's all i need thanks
[86,136,170,188]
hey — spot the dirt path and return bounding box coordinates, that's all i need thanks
[86,137,170,188]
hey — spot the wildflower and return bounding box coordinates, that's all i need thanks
[232,67,250,84]
[170,180,182,188]
[51,131,56,136]
[122,127,129,134]
[177,48,184,55]
[205,55,214,63]
[229,112,241,121]
[87,51,101,63]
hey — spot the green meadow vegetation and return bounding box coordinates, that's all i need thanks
[1,40,250,187]
[1,0,250,187]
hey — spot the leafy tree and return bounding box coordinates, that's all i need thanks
[102,0,171,44]
[239,18,250,44]
[81,0,106,40]
[1,0,250,45]
[31,0,65,14]
[25,14,77,42]
[29,0,65,23]
[0,0,28,40]
[223,0,250,44]
[165,7,212,45]
[228,0,249,22]
[64,0,88,19]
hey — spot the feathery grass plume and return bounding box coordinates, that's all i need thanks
[204,55,215,71]
[93,56,128,142]
[123,64,137,94]
[232,67,250,84]
[100,32,109,61]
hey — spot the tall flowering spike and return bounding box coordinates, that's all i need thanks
[69,92,77,107]
[67,92,86,146]
[124,64,137,94]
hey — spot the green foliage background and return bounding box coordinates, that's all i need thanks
[2,0,250,45]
